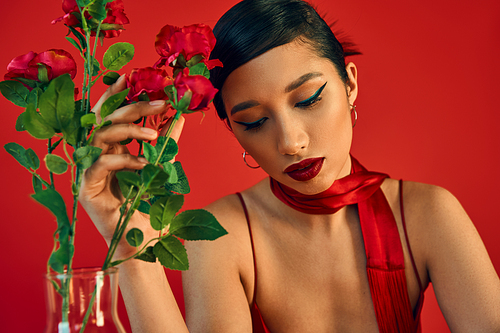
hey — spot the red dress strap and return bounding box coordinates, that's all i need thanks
[399,180,425,331]
[235,193,271,333]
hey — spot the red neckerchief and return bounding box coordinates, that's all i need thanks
[268,156,419,332]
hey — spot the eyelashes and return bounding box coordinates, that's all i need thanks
[234,117,268,131]
[295,81,327,108]
[234,81,327,132]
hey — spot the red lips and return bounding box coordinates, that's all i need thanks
[284,157,324,181]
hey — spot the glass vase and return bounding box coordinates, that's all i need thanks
[44,267,126,333]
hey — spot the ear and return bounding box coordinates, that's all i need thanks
[345,62,358,106]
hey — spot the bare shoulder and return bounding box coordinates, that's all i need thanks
[400,180,464,215]
[182,187,263,331]
[185,191,252,270]
[395,180,500,330]
[380,178,467,229]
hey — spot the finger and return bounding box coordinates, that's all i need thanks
[103,100,169,125]
[92,124,158,152]
[159,115,185,142]
[83,154,148,192]
[93,74,128,123]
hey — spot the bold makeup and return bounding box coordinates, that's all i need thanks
[284,157,324,181]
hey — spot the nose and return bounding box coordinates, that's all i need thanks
[276,115,308,156]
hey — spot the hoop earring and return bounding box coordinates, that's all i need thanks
[350,104,358,128]
[242,151,260,169]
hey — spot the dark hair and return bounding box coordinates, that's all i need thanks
[209,0,360,125]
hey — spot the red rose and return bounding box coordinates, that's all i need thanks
[52,0,129,38]
[154,24,222,70]
[173,68,218,112]
[126,67,171,102]
[4,49,77,85]
[101,0,129,38]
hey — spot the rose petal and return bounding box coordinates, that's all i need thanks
[31,49,77,80]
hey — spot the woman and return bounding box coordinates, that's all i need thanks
[79,0,500,332]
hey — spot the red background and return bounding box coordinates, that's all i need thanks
[0,0,499,332]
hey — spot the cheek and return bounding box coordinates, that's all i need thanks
[312,103,352,145]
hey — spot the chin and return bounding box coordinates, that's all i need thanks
[285,175,336,195]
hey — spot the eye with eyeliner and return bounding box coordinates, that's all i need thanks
[233,82,328,132]
[234,117,268,131]
[295,81,327,108]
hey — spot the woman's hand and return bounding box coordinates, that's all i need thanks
[79,74,185,257]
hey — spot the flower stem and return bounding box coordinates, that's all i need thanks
[154,111,181,166]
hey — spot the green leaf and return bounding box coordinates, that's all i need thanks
[88,0,107,20]
[38,74,75,132]
[27,87,42,109]
[37,64,49,83]
[156,137,179,163]
[66,36,83,53]
[25,148,40,170]
[62,110,84,146]
[138,92,150,102]
[162,162,178,184]
[15,112,26,132]
[177,90,192,112]
[142,142,157,164]
[32,187,70,231]
[76,0,91,9]
[135,246,156,263]
[103,72,120,85]
[100,23,124,31]
[73,146,102,169]
[170,209,228,241]
[145,166,169,189]
[80,113,97,127]
[165,161,190,194]
[4,142,29,169]
[50,138,63,151]
[138,200,151,214]
[164,85,174,100]
[147,188,169,196]
[189,62,210,79]
[186,54,204,68]
[141,164,161,189]
[153,235,189,270]
[91,58,101,77]
[4,143,39,170]
[0,80,29,107]
[44,154,68,175]
[32,187,72,271]
[100,88,130,119]
[49,243,74,274]
[13,77,37,88]
[115,171,140,198]
[68,26,87,50]
[23,103,55,139]
[115,171,141,186]
[149,195,184,231]
[126,228,144,247]
[102,42,135,71]
[32,174,43,193]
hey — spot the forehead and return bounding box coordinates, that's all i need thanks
[221,41,340,107]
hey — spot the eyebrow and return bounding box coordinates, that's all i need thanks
[285,72,323,93]
[230,72,324,115]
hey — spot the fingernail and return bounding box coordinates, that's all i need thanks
[116,74,126,84]
[141,127,158,137]
[138,157,148,164]
[149,100,165,106]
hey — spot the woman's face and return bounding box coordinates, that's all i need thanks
[222,40,358,195]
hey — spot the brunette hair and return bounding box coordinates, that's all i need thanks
[209,0,360,125]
